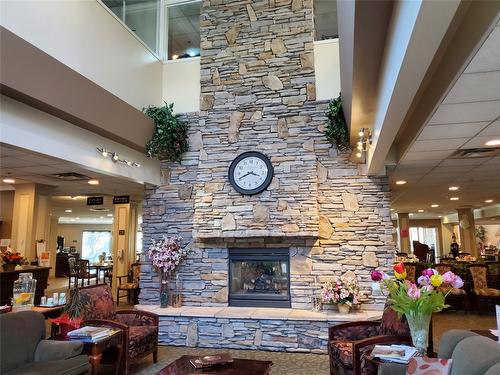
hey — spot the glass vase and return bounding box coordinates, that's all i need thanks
[13,272,37,310]
[160,273,169,308]
[405,311,432,355]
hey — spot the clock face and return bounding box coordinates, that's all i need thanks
[228,152,273,195]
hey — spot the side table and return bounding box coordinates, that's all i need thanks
[53,329,123,375]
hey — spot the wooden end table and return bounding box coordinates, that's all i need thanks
[54,329,123,375]
[155,355,273,375]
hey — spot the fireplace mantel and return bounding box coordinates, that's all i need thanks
[194,229,319,240]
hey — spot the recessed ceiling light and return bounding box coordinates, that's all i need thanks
[76,217,80,220]
[88,179,99,185]
[100,216,104,219]
[356,152,362,158]
[409,213,414,216]
[438,215,442,218]
[107,214,113,217]
[65,209,72,213]
[418,209,424,213]
[390,208,394,211]
[485,199,493,203]
[431,204,439,208]
[2,178,15,184]
[448,186,459,191]
[485,139,500,146]
[395,180,407,185]
[450,197,459,201]
[70,218,75,222]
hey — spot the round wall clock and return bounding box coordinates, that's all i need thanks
[228,151,274,195]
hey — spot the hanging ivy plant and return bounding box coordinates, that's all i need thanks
[324,94,350,152]
[144,102,189,162]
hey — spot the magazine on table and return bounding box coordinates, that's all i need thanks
[67,326,117,341]
[371,344,418,364]
[189,353,234,369]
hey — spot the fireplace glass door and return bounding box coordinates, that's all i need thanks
[228,248,290,308]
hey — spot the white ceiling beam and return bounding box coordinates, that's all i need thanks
[366,0,461,175]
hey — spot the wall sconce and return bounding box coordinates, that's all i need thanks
[97,147,141,167]
[356,128,372,158]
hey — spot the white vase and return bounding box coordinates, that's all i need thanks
[338,304,350,314]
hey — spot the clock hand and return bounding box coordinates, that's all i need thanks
[238,172,251,180]
[248,171,259,176]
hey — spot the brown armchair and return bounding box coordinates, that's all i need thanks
[328,307,411,375]
[78,284,158,375]
[435,263,469,311]
[468,264,500,312]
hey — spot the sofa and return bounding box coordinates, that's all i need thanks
[378,330,500,375]
[0,310,90,375]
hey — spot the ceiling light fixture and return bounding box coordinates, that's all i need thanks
[418,209,424,213]
[409,213,414,216]
[2,178,15,184]
[395,180,407,185]
[88,179,99,185]
[390,208,394,211]
[356,152,362,158]
[485,199,493,203]
[449,186,459,191]
[485,139,500,146]
[358,128,365,138]
[75,217,80,220]
[96,147,141,167]
[355,128,372,160]
[438,215,442,218]
[431,204,439,208]
[450,197,459,201]
[107,213,113,217]
[65,209,72,213]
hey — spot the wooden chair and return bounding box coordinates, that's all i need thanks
[412,241,430,262]
[117,263,141,306]
[79,284,158,375]
[67,257,78,289]
[76,259,96,287]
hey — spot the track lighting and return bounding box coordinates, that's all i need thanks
[96,147,141,168]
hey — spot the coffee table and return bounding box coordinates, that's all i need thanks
[155,355,273,375]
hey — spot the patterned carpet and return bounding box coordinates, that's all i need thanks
[129,346,330,375]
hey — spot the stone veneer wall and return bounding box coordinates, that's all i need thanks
[140,0,395,311]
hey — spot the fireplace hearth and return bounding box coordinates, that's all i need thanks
[228,248,291,308]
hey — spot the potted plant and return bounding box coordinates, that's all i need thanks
[1,250,24,271]
[146,235,189,308]
[371,263,464,354]
[321,274,360,314]
[50,288,84,338]
[324,94,350,152]
[144,102,189,162]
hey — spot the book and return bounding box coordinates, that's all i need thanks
[67,326,114,340]
[189,353,234,369]
[372,344,418,364]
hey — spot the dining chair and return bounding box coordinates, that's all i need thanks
[76,259,97,287]
[117,263,141,305]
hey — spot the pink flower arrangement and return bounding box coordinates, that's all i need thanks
[321,274,360,307]
[370,264,464,315]
[147,235,189,275]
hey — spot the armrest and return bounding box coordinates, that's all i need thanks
[34,339,83,362]
[116,309,159,326]
[329,321,381,341]
[84,319,129,333]
[377,362,407,375]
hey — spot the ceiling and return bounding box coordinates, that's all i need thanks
[0,143,145,204]
[51,196,115,225]
[390,20,500,216]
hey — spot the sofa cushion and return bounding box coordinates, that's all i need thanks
[0,311,45,372]
[451,336,500,375]
[437,329,478,358]
[5,355,90,375]
[484,363,500,375]
[128,326,158,359]
[330,340,353,367]
[34,340,83,362]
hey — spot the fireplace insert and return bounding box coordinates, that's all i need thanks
[228,248,290,308]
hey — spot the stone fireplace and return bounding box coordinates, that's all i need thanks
[138,0,395,352]
[228,248,290,308]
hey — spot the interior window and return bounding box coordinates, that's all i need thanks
[314,0,339,40]
[167,1,201,60]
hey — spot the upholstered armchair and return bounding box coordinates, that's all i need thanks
[79,284,158,375]
[436,263,469,311]
[403,263,417,283]
[328,307,411,375]
[468,264,500,311]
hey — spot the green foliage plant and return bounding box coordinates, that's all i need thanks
[324,94,350,152]
[144,102,189,162]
